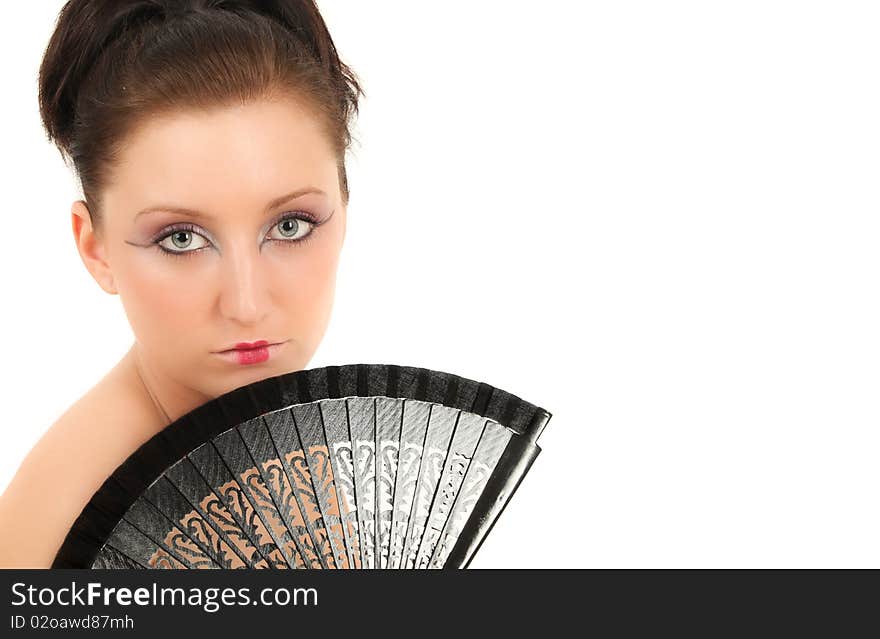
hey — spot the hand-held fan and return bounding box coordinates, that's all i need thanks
[52,363,552,569]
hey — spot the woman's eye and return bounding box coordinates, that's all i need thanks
[154,215,316,257]
[268,217,314,242]
[157,229,210,253]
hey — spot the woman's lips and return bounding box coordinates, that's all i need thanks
[214,340,287,366]
[234,340,268,350]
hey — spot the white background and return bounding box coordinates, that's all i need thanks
[1,1,878,568]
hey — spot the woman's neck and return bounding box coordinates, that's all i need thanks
[123,343,212,431]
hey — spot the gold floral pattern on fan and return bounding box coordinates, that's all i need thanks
[147,476,287,569]
[146,446,360,569]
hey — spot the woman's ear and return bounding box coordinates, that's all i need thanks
[71,200,117,295]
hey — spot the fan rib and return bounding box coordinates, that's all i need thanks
[103,541,152,569]
[317,400,360,569]
[395,402,434,569]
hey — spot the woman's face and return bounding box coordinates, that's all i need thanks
[75,96,346,399]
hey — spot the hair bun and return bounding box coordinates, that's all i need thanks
[39,1,166,152]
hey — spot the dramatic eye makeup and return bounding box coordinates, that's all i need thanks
[127,210,332,260]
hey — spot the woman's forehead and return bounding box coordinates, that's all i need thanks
[119,98,332,171]
[105,98,338,220]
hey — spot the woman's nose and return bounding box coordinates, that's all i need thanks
[218,244,271,325]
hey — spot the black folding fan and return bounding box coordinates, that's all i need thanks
[52,363,552,569]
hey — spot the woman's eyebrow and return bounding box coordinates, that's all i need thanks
[133,186,327,221]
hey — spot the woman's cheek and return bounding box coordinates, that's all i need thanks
[283,251,339,344]
[117,258,211,338]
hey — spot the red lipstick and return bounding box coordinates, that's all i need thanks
[234,340,268,350]
[215,340,285,366]
[233,345,270,365]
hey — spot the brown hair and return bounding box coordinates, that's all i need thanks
[37,0,365,231]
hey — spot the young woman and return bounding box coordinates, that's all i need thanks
[0,0,364,567]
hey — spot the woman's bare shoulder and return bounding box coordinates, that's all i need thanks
[0,370,158,568]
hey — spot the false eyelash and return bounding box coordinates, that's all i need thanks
[153,212,325,260]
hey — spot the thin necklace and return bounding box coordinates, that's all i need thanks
[134,355,172,427]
